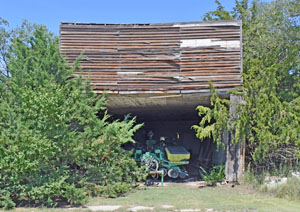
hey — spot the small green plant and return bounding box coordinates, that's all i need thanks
[201,165,225,186]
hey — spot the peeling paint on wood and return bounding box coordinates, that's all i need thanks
[59,21,242,94]
[117,72,142,75]
[180,39,240,49]
[173,21,241,27]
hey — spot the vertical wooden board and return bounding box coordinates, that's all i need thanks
[225,94,245,182]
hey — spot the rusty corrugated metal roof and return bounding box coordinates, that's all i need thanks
[59,21,242,94]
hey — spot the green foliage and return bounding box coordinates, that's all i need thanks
[0,18,10,76]
[192,83,229,149]
[0,23,145,208]
[241,169,266,189]
[235,0,300,162]
[201,165,226,186]
[269,177,300,201]
[203,0,235,21]
[0,190,15,210]
[200,0,300,167]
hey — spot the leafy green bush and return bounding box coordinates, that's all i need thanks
[0,190,15,210]
[201,165,225,186]
[0,23,145,208]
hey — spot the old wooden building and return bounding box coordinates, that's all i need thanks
[59,20,243,181]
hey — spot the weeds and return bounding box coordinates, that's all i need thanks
[267,177,300,201]
[241,170,265,189]
[241,165,300,202]
[201,165,225,186]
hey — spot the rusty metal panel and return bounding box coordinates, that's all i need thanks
[59,21,242,94]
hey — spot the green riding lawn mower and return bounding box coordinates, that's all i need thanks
[133,131,191,180]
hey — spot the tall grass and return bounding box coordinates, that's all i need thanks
[241,166,300,202]
[268,177,300,201]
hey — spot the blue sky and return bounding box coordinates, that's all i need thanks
[0,0,237,35]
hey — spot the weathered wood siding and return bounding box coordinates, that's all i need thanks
[59,21,242,94]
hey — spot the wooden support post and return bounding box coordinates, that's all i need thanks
[225,94,245,182]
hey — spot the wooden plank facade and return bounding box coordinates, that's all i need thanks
[59,21,242,94]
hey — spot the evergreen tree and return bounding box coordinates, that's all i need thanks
[0,23,144,209]
[194,0,300,170]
